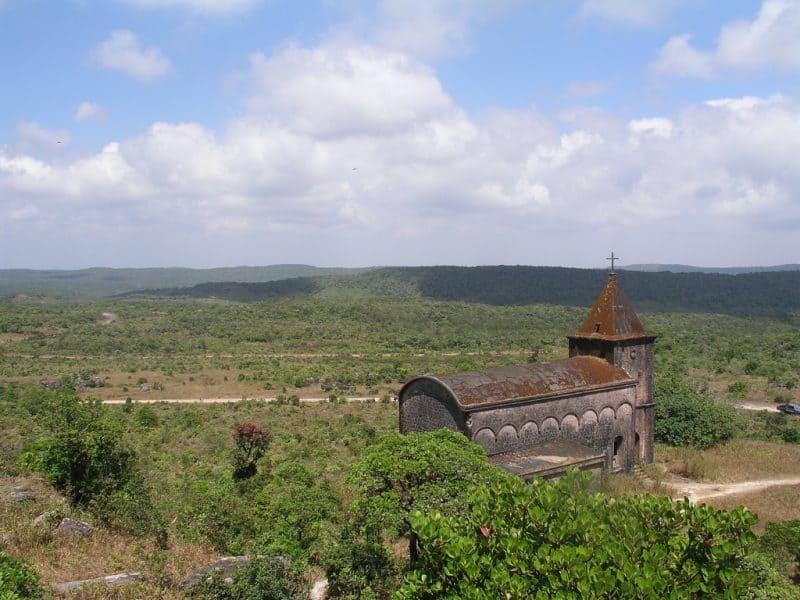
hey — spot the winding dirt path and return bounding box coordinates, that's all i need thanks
[667,478,800,502]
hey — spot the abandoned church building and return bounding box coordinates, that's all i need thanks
[399,271,655,479]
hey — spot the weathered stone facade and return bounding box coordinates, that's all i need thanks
[399,273,655,478]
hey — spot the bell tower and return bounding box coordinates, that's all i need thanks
[566,255,656,463]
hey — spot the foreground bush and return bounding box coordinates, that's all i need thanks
[0,549,44,600]
[186,555,308,600]
[19,387,164,540]
[399,470,762,599]
[655,376,739,449]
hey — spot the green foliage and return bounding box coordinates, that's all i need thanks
[756,520,800,578]
[0,550,43,600]
[254,461,339,560]
[728,380,749,400]
[397,470,760,599]
[185,555,309,600]
[18,387,164,538]
[20,389,136,506]
[655,376,739,449]
[348,430,506,541]
[323,524,399,600]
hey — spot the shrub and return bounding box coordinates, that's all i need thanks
[19,388,164,539]
[20,391,137,506]
[0,549,44,600]
[186,555,308,600]
[398,470,761,599]
[655,376,739,448]
[323,524,398,600]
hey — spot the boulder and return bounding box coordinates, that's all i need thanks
[56,518,93,536]
[180,556,250,589]
[55,572,144,593]
[3,486,37,503]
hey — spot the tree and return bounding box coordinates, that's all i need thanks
[655,375,739,449]
[232,423,270,480]
[398,470,762,599]
[348,429,507,565]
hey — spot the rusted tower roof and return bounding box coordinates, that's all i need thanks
[570,273,651,341]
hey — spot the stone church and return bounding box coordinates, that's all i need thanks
[398,271,655,479]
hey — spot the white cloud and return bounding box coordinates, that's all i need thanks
[74,101,106,122]
[579,0,684,27]
[119,0,260,12]
[245,43,454,136]
[89,30,171,81]
[651,0,800,78]
[2,41,799,266]
[14,121,70,154]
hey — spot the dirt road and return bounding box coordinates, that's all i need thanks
[102,396,390,405]
[666,478,800,502]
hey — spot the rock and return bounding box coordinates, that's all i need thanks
[179,556,251,589]
[139,383,151,392]
[56,518,93,536]
[55,572,144,593]
[32,509,62,526]
[4,490,37,503]
[310,578,328,600]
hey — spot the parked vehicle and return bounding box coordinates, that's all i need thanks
[776,403,800,415]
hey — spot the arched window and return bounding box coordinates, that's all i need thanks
[612,435,624,469]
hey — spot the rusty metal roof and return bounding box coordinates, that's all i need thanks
[569,273,652,341]
[410,355,634,408]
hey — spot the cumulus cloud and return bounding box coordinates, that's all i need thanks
[651,0,800,78]
[245,43,454,136]
[578,0,684,27]
[89,30,171,81]
[118,0,260,13]
[2,42,799,266]
[74,101,106,122]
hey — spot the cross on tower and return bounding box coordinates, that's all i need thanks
[607,251,619,274]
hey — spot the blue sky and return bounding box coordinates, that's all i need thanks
[1,0,799,269]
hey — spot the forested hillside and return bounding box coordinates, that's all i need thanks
[0,265,370,298]
[126,266,800,316]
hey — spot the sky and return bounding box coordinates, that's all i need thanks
[1,0,799,269]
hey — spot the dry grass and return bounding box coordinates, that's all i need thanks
[1,475,217,598]
[657,440,800,482]
[702,484,800,533]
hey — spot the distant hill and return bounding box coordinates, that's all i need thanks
[124,265,800,316]
[0,265,372,298]
[622,263,800,274]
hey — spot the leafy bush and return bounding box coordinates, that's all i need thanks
[0,549,43,600]
[186,555,308,600]
[398,470,761,599]
[20,390,136,506]
[19,388,164,539]
[323,524,398,599]
[655,376,739,448]
[254,462,338,560]
[756,520,800,579]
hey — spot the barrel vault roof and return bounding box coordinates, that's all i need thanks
[408,355,634,408]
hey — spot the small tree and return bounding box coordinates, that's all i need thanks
[348,429,506,565]
[232,423,270,480]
